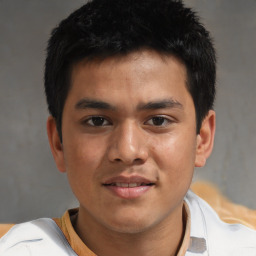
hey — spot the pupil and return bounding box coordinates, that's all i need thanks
[92,117,104,126]
[152,117,164,126]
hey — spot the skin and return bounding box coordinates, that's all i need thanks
[47,50,215,256]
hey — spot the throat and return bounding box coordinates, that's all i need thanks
[73,203,187,256]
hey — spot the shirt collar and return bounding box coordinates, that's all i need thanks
[56,190,208,256]
[185,190,208,255]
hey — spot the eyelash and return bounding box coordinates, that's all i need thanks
[82,115,173,127]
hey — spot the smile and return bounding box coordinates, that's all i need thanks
[105,182,154,188]
[102,177,155,199]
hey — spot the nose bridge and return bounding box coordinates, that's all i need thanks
[108,120,147,164]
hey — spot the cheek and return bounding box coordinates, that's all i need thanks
[150,132,196,178]
[152,135,195,207]
[63,136,107,176]
[63,137,107,203]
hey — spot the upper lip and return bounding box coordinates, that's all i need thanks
[102,175,156,185]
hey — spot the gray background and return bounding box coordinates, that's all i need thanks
[0,0,255,223]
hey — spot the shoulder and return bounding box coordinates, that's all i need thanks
[0,218,77,256]
[186,190,256,255]
[191,181,256,229]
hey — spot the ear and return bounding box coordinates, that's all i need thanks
[195,110,216,167]
[47,116,66,173]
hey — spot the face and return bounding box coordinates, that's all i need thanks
[48,50,215,234]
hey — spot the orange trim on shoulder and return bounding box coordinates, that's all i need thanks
[0,224,15,238]
[191,181,256,230]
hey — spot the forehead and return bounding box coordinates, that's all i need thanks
[68,50,191,109]
[72,50,187,80]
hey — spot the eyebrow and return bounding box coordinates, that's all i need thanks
[137,99,183,110]
[75,98,116,110]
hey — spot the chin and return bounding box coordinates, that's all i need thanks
[103,213,158,234]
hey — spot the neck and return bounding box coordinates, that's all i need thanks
[73,204,186,256]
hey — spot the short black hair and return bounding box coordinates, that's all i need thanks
[45,0,216,138]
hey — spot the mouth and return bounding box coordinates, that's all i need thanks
[104,182,155,188]
[102,176,156,199]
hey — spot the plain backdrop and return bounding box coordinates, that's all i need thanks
[0,0,255,223]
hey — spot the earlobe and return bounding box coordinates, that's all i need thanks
[46,116,66,173]
[195,110,216,167]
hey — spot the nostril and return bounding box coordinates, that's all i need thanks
[112,157,144,165]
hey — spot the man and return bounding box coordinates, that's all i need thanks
[0,0,256,255]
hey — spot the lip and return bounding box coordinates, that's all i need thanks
[102,175,155,199]
[103,175,155,185]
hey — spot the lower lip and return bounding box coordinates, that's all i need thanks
[104,185,152,199]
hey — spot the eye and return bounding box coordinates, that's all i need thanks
[145,116,172,126]
[84,116,111,126]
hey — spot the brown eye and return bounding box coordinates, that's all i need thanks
[151,117,165,126]
[92,117,105,126]
[145,116,172,127]
[86,116,110,126]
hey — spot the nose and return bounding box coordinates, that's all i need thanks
[107,121,148,165]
